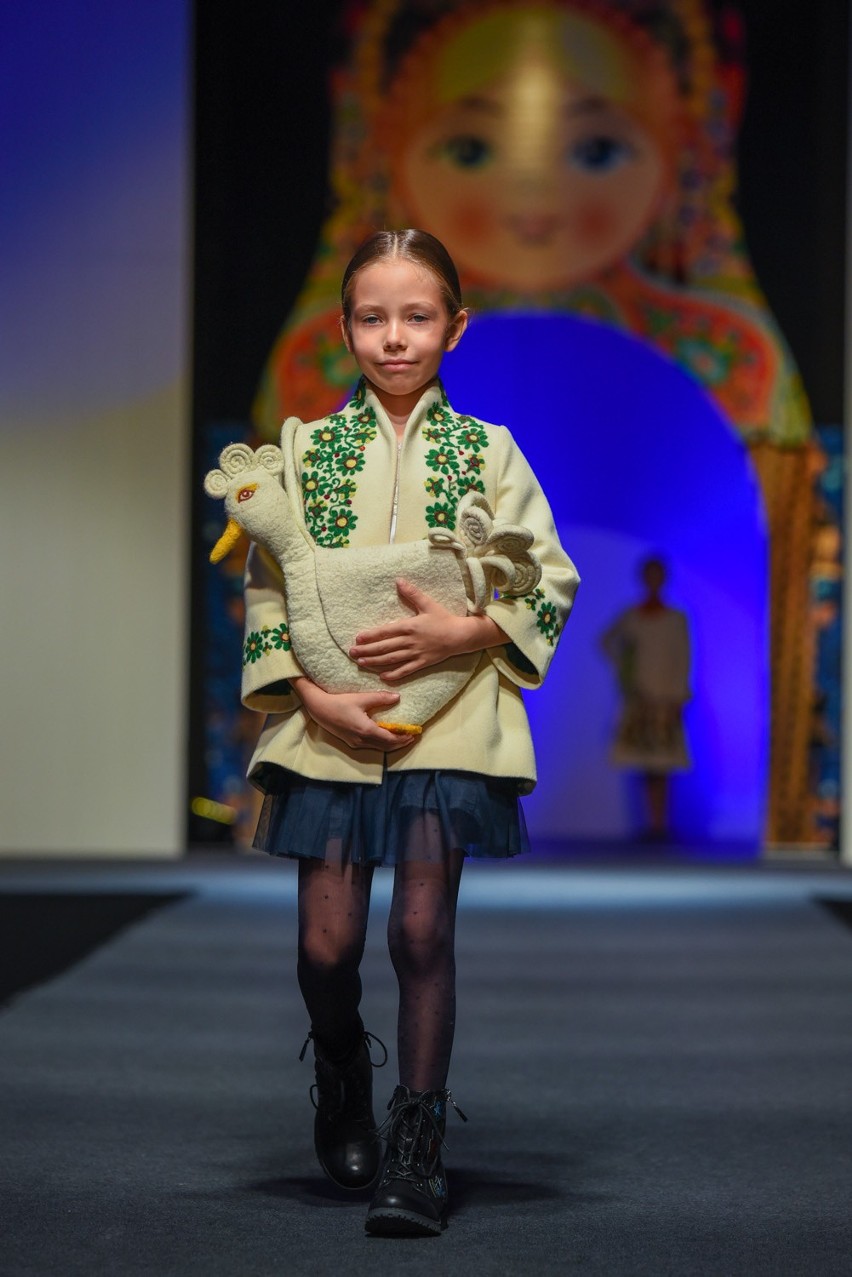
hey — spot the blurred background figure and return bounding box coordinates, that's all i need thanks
[601,556,692,842]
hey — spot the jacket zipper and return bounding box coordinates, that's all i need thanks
[388,440,402,543]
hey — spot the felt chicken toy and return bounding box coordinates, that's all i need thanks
[204,443,541,733]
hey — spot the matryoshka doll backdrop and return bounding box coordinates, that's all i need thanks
[193,0,845,850]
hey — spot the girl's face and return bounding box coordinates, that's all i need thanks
[341,258,467,407]
[387,8,676,291]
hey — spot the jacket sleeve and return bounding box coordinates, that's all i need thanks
[484,427,580,689]
[240,541,305,713]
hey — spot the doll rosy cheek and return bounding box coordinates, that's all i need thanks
[448,201,495,244]
[573,201,618,248]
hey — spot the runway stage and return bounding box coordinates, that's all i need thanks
[2,853,851,1275]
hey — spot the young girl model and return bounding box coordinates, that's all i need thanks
[241,229,579,1236]
[601,556,692,841]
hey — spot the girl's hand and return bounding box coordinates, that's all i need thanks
[349,580,508,681]
[292,677,416,751]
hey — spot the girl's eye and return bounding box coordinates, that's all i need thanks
[441,134,493,169]
[360,315,381,325]
[569,134,634,173]
[410,313,430,324]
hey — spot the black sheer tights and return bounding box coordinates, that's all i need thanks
[297,851,464,1091]
[387,852,464,1091]
[297,859,374,1059]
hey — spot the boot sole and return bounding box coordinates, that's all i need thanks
[364,1207,446,1237]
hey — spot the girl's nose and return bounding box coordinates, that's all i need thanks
[384,320,405,348]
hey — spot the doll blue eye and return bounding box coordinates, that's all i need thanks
[442,135,493,169]
[569,135,634,173]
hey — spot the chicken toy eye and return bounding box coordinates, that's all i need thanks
[237,484,258,503]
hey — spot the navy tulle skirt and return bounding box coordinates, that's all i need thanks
[252,764,530,866]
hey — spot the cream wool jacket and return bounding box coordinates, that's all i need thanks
[241,379,580,792]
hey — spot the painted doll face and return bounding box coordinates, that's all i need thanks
[387,7,677,291]
[341,258,467,406]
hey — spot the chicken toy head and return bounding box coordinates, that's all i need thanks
[204,443,285,563]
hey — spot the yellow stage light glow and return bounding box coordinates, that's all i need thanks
[191,796,238,825]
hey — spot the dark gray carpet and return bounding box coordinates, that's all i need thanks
[1,860,851,1275]
[0,892,188,1006]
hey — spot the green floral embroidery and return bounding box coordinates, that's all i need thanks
[328,508,358,537]
[331,478,357,503]
[243,631,267,664]
[351,421,377,447]
[301,384,377,546]
[302,381,489,544]
[312,424,339,447]
[522,588,560,647]
[425,502,453,528]
[269,623,291,651]
[243,623,291,668]
[458,423,488,451]
[336,450,366,475]
[426,446,459,475]
[420,393,488,531]
[536,600,558,643]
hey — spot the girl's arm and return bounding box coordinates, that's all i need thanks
[351,426,578,685]
[349,580,508,681]
[291,675,417,751]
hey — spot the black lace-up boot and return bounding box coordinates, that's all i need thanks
[299,1024,387,1191]
[364,1086,467,1236]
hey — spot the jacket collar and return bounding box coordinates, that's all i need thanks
[353,377,450,443]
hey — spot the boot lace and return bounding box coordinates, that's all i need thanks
[377,1089,467,1182]
[299,1029,388,1118]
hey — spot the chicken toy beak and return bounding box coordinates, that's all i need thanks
[209,518,245,564]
